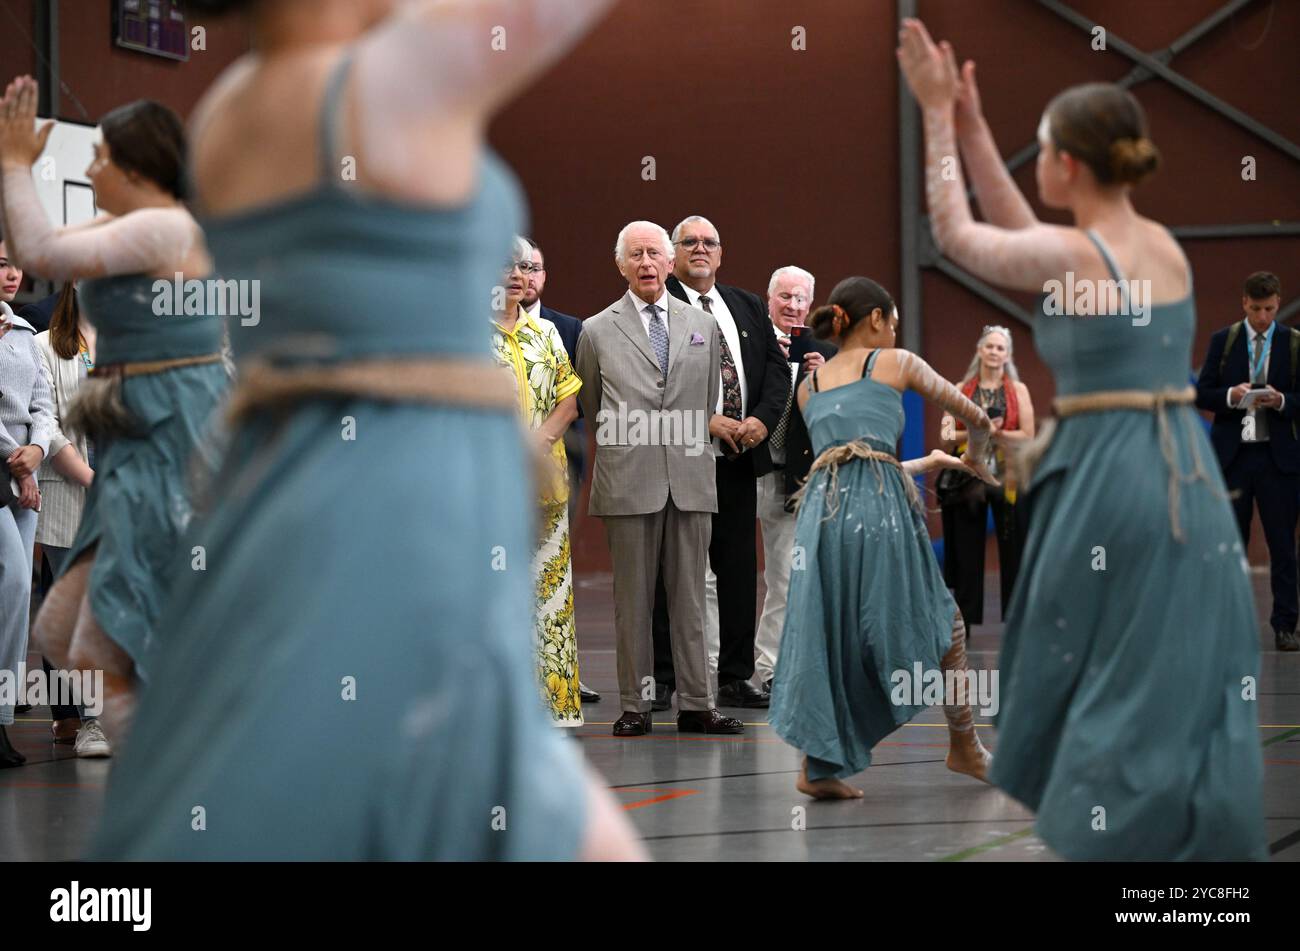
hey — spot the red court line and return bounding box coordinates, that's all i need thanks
[615,788,700,811]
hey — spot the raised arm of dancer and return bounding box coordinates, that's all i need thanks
[355,1,614,156]
[892,349,996,483]
[948,50,1037,230]
[901,450,978,477]
[898,20,1091,294]
[0,80,197,281]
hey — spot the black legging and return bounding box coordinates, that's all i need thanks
[942,485,1027,634]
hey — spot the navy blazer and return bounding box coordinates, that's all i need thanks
[665,275,790,478]
[1195,320,1300,474]
[539,303,584,425]
[16,292,58,334]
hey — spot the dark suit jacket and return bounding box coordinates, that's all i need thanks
[540,303,584,425]
[665,275,789,478]
[1195,320,1300,474]
[781,338,838,503]
[540,304,582,363]
[17,292,58,334]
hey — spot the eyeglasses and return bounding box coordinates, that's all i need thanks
[674,237,722,252]
[506,261,544,275]
[776,292,809,305]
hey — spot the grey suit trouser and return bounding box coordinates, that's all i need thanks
[603,498,713,712]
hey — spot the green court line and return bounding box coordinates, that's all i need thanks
[938,827,1035,862]
[1263,726,1300,747]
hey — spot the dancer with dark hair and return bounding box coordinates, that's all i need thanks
[899,19,1265,859]
[0,84,227,742]
[89,0,638,860]
[769,276,997,799]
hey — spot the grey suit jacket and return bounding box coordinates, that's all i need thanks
[576,291,720,517]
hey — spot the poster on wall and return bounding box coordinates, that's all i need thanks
[114,0,189,63]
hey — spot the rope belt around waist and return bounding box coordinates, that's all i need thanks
[91,352,225,379]
[1019,385,1209,542]
[791,440,920,517]
[225,357,519,426]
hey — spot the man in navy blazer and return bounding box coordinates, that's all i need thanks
[1195,271,1300,651]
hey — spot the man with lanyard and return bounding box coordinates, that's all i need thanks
[1196,271,1300,651]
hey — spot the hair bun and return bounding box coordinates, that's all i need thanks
[808,304,838,340]
[1109,136,1160,185]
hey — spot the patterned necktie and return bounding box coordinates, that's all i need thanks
[770,362,796,453]
[646,304,668,374]
[1252,332,1270,439]
[700,293,742,420]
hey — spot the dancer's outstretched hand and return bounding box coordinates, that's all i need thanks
[961,452,1000,487]
[0,76,54,167]
[897,19,959,111]
[926,448,976,475]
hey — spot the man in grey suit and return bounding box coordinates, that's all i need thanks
[576,221,744,737]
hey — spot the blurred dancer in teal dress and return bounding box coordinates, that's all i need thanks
[0,87,227,740]
[900,20,1266,859]
[770,278,997,799]
[87,0,639,861]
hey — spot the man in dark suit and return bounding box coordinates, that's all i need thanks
[521,238,601,702]
[754,266,835,697]
[1195,271,1300,651]
[650,215,790,709]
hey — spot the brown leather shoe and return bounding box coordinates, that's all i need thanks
[612,711,652,737]
[677,708,744,734]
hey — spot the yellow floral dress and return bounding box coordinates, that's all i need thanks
[491,307,583,726]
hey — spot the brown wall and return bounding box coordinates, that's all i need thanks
[488,0,1300,572]
[0,2,249,124]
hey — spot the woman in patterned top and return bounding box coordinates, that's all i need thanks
[492,236,584,726]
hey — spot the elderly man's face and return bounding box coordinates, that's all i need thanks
[672,219,722,286]
[619,226,672,303]
[522,248,546,307]
[768,273,812,334]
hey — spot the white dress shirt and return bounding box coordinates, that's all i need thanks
[625,289,671,340]
[680,282,748,419]
[1227,320,1285,412]
[523,299,542,319]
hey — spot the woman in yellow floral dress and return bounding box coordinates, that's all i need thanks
[492,237,583,726]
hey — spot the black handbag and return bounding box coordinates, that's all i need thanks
[0,459,16,509]
[935,465,982,507]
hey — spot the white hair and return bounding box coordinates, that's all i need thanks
[960,324,1020,384]
[670,215,720,245]
[614,221,674,264]
[508,234,531,263]
[768,265,816,300]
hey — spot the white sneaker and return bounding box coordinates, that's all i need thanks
[74,719,112,759]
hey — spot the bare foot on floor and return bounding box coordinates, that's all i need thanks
[945,735,992,783]
[796,759,864,799]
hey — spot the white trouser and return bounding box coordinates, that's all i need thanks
[753,470,797,685]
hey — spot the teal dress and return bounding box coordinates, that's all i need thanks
[769,350,956,780]
[90,53,588,860]
[64,274,227,675]
[991,232,1267,860]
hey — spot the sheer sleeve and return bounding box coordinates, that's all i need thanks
[353,0,614,182]
[1,165,200,281]
[921,107,1090,294]
[895,349,991,458]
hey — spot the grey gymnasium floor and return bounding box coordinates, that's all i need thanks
[2,571,1297,862]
